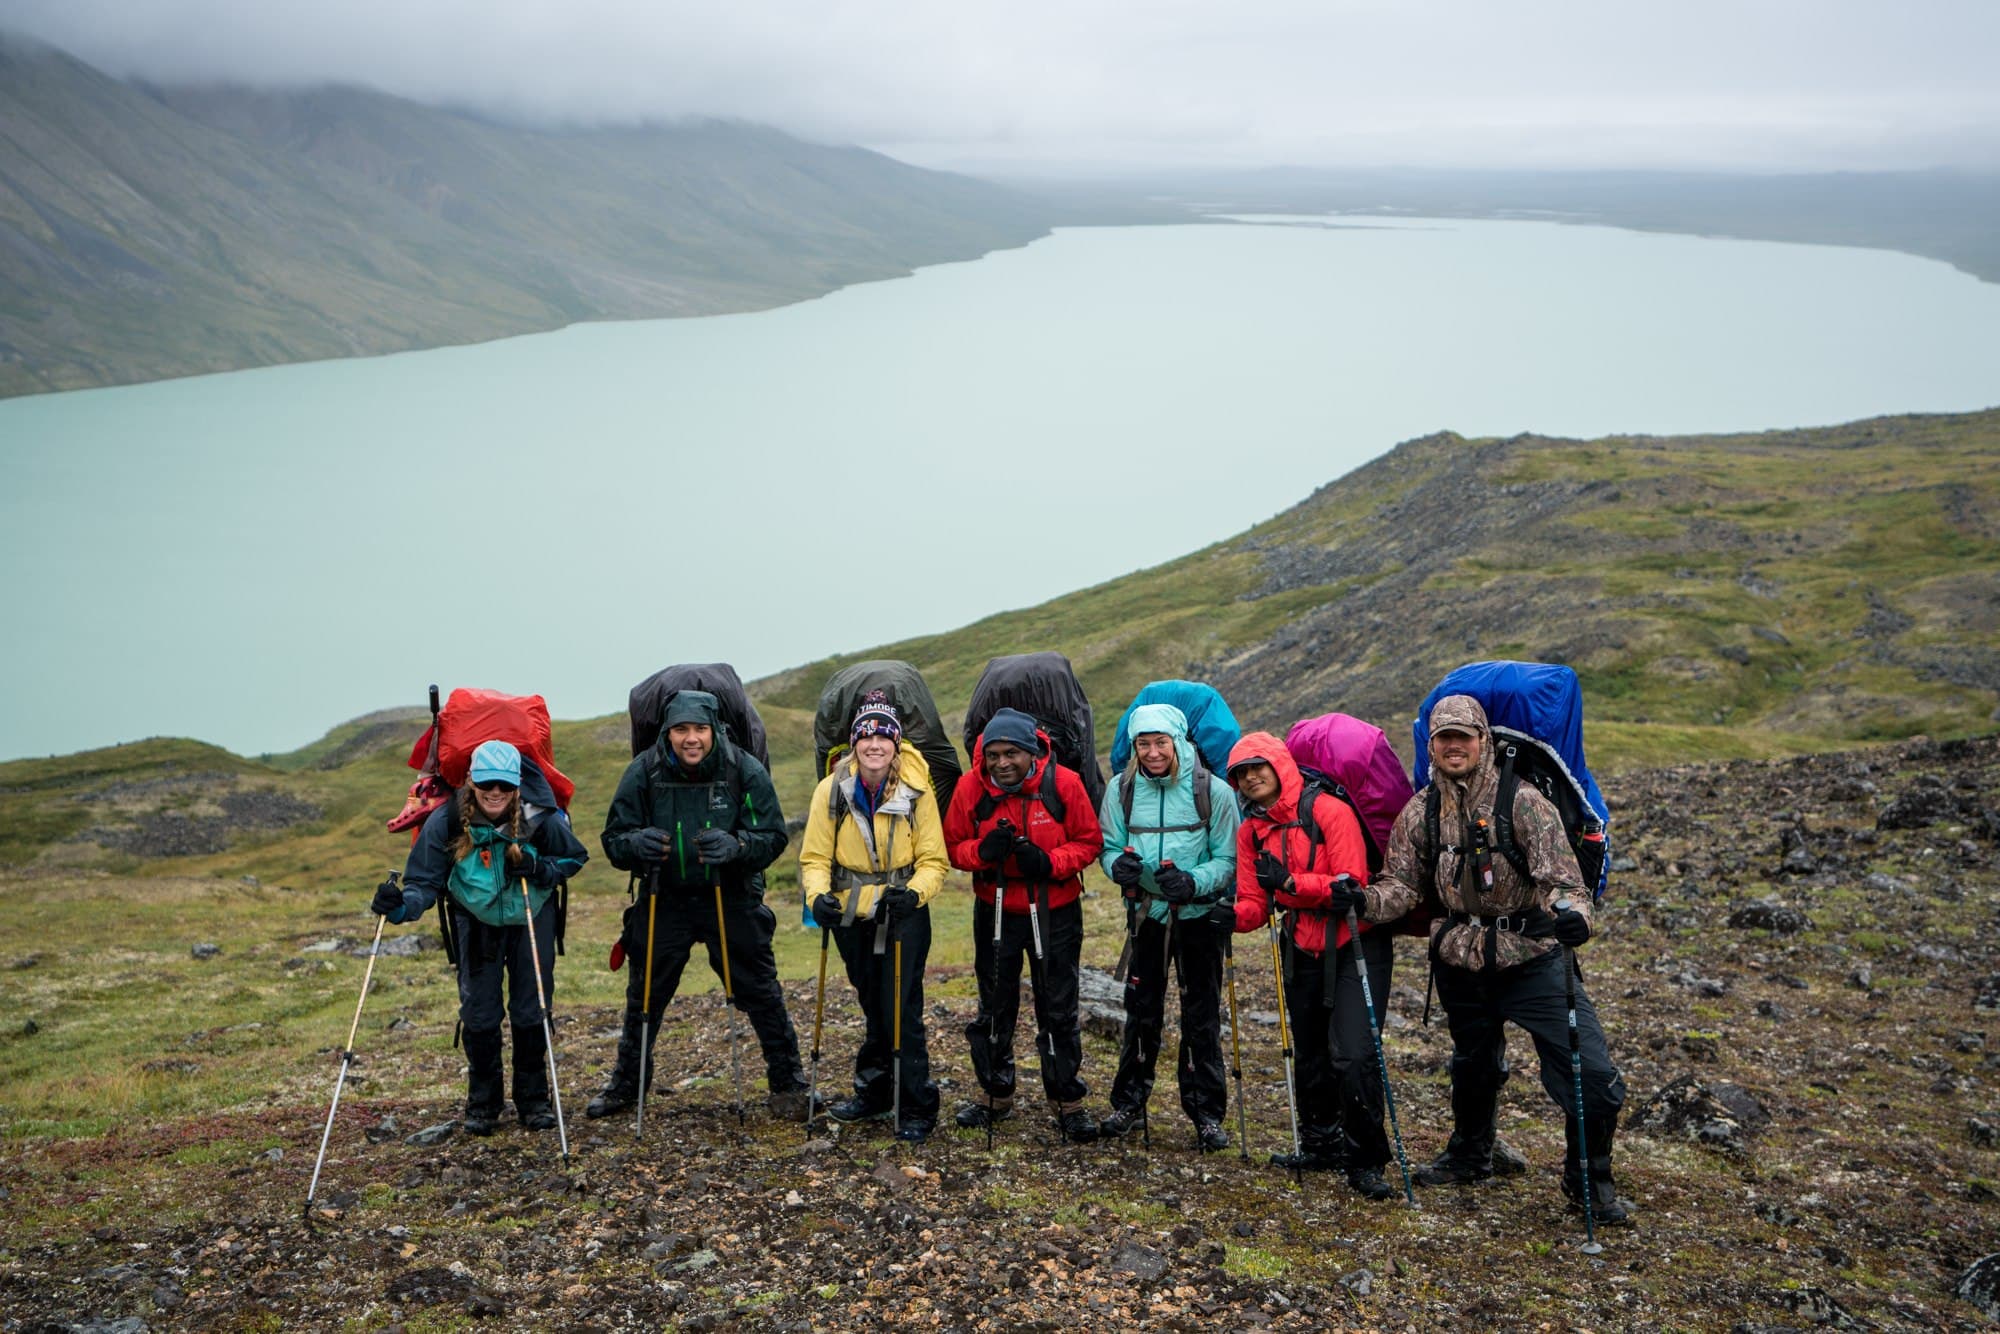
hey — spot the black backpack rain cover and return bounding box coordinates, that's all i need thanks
[961,651,1106,810]
[628,662,771,767]
[813,659,964,812]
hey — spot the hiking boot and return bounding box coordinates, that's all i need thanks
[827,1096,893,1124]
[1562,1115,1633,1224]
[1565,1179,1636,1226]
[1057,1109,1100,1144]
[1194,1121,1231,1154]
[585,1010,650,1119]
[955,1102,1013,1130]
[1413,1155,1492,1186]
[1347,1166,1397,1201]
[1097,1105,1146,1139]
[895,1119,934,1143]
[1269,1146,1343,1173]
[767,1087,825,1123]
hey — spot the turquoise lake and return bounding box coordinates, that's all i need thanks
[3,216,1998,759]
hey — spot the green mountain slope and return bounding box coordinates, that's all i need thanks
[0,35,1057,397]
[1,408,1992,881]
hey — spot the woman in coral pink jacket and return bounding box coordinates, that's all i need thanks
[1228,731,1397,1199]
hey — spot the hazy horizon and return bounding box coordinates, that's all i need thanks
[4,1,1997,173]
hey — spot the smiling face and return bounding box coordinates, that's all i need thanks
[669,721,714,767]
[984,740,1033,788]
[1134,732,1176,778]
[1233,761,1279,806]
[853,733,897,780]
[1431,726,1482,779]
[473,781,518,821]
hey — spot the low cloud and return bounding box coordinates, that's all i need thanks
[4,0,1997,169]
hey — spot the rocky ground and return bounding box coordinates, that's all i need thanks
[5,735,2000,1331]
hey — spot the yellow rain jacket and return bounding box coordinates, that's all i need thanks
[799,741,949,922]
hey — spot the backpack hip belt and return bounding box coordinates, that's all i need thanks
[830,865,913,893]
[1445,907,1551,971]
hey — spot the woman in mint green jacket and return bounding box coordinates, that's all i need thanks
[1096,703,1240,1149]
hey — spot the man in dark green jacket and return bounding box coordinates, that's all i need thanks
[590,690,815,1120]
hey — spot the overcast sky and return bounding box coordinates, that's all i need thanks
[4,0,1998,172]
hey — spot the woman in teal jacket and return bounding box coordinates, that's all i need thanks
[1097,702,1240,1149]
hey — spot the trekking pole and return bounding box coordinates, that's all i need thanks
[891,932,904,1138]
[1223,928,1249,1162]
[518,874,570,1165]
[806,919,830,1140]
[1266,910,1303,1181]
[1561,908,1602,1254]
[710,851,745,1125]
[637,866,660,1138]
[1344,891,1415,1206]
[304,901,389,1219]
[987,883,1004,1152]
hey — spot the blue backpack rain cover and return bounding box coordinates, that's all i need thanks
[1108,680,1242,775]
[1413,660,1612,901]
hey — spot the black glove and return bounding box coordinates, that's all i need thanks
[977,824,1017,867]
[1253,850,1291,894]
[1109,849,1144,888]
[1550,904,1592,947]
[511,847,562,890]
[1011,840,1053,881]
[627,827,669,862]
[1155,863,1197,905]
[693,828,741,866]
[1324,875,1368,917]
[1206,898,1236,929]
[811,892,844,929]
[879,887,921,921]
[370,876,404,918]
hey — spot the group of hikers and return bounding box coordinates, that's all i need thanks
[361,657,1631,1227]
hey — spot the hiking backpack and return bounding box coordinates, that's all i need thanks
[812,659,964,813]
[1283,712,1415,876]
[627,662,770,767]
[1413,660,1611,902]
[1107,680,1242,776]
[961,651,1107,811]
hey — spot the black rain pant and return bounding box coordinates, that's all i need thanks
[965,897,1088,1108]
[1283,926,1395,1167]
[1110,910,1228,1126]
[619,888,805,1091]
[830,907,940,1125]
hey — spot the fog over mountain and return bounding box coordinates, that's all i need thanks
[4,0,1997,170]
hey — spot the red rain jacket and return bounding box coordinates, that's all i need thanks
[1229,731,1371,956]
[944,732,1103,913]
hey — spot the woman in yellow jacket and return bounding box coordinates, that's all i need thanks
[800,691,950,1141]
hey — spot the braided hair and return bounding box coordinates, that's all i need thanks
[451,783,527,866]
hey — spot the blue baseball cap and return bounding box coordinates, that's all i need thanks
[469,739,522,787]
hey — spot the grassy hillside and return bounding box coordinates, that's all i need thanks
[1,408,1993,889]
[0,36,1058,397]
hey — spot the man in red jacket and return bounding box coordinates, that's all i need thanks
[1228,732,1398,1199]
[945,707,1104,1142]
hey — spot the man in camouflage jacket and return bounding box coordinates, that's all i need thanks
[1328,694,1631,1223]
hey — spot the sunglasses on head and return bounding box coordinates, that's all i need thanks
[474,780,518,794]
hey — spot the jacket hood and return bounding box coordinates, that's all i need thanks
[662,689,723,731]
[1127,703,1196,788]
[1225,731,1301,822]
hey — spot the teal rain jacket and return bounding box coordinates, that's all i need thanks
[1097,702,1239,924]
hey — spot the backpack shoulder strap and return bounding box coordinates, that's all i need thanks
[1491,743,1533,885]
[1420,785,1442,899]
[1192,763,1211,827]
[1118,766,1136,824]
[1040,757,1066,822]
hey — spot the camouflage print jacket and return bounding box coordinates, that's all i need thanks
[1362,767,1590,971]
